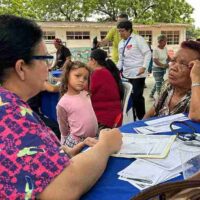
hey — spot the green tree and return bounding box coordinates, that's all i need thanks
[0,0,37,19]
[0,0,195,24]
[31,0,91,21]
[186,26,200,40]
[86,0,194,24]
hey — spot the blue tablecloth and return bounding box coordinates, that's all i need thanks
[41,91,59,121]
[81,117,200,200]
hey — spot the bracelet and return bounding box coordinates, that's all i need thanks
[192,83,200,87]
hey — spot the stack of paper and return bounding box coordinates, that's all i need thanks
[118,141,200,190]
[118,159,182,190]
[134,113,188,135]
[113,134,176,158]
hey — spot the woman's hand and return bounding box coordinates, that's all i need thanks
[83,137,98,147]
[98,128,122,155]
[60,137,98,157]
[190,60,200,83]
[137,67,146,76]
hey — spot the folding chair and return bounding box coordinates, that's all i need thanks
[122,81,133,124]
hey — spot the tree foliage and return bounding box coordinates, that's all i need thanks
[86,0,194,24]
[32,0,91,21]
[0,0,37,19]
[186,26,200,40]
[0,0,195,25]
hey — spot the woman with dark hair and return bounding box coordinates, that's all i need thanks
[88,49,124,129]
[144,40,200,121]
[0,14,122,199]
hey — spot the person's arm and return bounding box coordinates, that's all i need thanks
[153,58,168,68]
[50,59,58,70]
[188,60,200,122]
[143,106,156,119]
[38,128,122,200]
[154,47,170,68]
[137,36,152,76]
[98,27,115,47]
[43,81,60,92]
[61,137,98,157]
[57,105,70,144]
[61,47,72,69]
[62,56,71,69]
[98,38,110,46]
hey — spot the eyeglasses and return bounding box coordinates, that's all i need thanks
[170,58,190,71]
[170,121,200,146]
[32,55,54,66]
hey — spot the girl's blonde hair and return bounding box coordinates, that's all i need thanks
[60,61,90,96]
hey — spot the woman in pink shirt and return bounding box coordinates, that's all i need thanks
[88,49,124,129]
[57,61,98,147]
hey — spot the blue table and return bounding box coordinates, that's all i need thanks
[41,91,59,122]
[81,117,200,200]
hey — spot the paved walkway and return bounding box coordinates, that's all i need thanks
[144,75,155,112]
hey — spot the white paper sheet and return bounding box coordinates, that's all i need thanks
[145,113,188,127]
[118,159,181,190]
[113,134,176,158]
[134,124,180,134]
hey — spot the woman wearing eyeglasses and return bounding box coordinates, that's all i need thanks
[144,40,200,121]
[0,15,122,199]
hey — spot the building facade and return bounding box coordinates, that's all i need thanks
[38,21,189,60]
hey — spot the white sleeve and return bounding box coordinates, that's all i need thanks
[117,41,123,70]
[136,36,152,69]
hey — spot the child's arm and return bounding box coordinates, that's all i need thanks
[61,137,98,157]
[57,105,70,144]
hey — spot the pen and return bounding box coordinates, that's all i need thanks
[113,113,122,128]
[120,176,153,184]
[145,127,155,132]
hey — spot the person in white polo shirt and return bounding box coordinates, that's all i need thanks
[117,20,151,120]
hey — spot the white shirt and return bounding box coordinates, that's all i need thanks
[153,46,168,67]
[117,33,152,79]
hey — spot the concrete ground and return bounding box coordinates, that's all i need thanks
[144,75,155,113]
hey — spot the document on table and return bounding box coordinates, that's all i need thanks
[112,133,176,158]
[134,113,188,134]
[118,159,181,190]
[145,113,188,126]
[145,140,200,171]
[134,124,180,134]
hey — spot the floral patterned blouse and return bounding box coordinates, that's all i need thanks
[0,87,70,200]
[154,81,191,116]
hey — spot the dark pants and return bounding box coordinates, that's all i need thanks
[129,78,146,120]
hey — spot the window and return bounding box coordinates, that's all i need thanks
[66,31,90,40]
[43,31,55,40]
[100,31,107,40]
[138,30,152,45]
[100,31,112,46]
[161,31,179,45]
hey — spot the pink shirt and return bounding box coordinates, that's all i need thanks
[57,91,98,142]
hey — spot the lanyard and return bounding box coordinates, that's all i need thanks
[121,37,132,73]
[122,37,132,57]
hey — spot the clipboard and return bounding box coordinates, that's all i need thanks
[112,133,176,159]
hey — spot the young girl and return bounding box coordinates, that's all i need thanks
[57,61,98,147]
